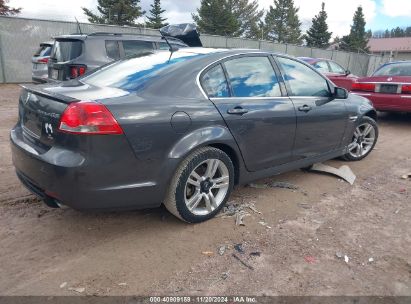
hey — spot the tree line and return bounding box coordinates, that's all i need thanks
[0,0,371,52]
[372,27,411,38]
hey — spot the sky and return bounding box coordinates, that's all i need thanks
[7,0,411,38]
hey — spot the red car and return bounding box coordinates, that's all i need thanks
[299,57,358,91]
[351,61,411,113]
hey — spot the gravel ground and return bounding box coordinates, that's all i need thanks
[0,84,410,296]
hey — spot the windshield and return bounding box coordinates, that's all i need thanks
[51,39,83,62]
[373,62,411,76]
[82,51,205,92]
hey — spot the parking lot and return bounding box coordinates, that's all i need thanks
[0,84,410,296]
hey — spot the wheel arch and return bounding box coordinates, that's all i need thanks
[167,126,243,185]
[363,109,378,121]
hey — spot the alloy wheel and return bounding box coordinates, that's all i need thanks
[184,159,230,216]
[348,122,376,158]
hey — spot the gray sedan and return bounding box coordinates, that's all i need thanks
[11,48,378,223]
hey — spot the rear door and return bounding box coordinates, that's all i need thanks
[276,56,348,160]
[202,55,297,172]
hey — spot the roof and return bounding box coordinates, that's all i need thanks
[52,32,186,45]
[368,37,411,53]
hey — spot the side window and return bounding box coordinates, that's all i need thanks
[105,41,120,60]
[122,40,154,57]
[158,42,169,50]
[224,56,281,97]
[201,65,230,98]
[329,61,346,74]
[314,61,329,73]
[277,57,331,97]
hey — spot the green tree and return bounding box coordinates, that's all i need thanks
[192,0,239,36]
[264,0,302,44]
[0,0,21,15]
[305,2,332,48]
[82,0,145,26]
[228,0,264,39]
[341,6,369,52]
[146,0,168,29]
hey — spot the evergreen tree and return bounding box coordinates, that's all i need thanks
[192,0,239,36]
[305,2,332,48]
[0,0,21,15]
[227,0,264,39]
[82,0,145,26]
[146,0,168,29]
[264,0,302,44]
[341,6,369,52]
[384,29,390,38]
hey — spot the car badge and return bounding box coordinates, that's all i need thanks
[387,77,393,82]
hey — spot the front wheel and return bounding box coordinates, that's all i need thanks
[164,147,234,223]
[342,116,378,161]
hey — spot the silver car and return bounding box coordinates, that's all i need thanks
[31,41,53,83]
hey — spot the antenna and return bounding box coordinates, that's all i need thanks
[159,31,179,62]
[75,17,83,35]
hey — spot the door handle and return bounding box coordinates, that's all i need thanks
[227,107,249,115]
[298,105,312,112]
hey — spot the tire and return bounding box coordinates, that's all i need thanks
[164,147,234,223]
[342,116,378,161]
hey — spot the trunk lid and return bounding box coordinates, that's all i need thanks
[18,85,76,152]
[48,38,84,81]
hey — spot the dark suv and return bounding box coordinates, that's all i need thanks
[47,33,188,81]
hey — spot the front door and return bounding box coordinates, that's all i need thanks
[276,56,348,160]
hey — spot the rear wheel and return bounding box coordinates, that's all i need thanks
[342,116,378,161]
[164,147,234,223]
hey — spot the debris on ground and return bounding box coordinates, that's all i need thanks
[118,283,127,286]
[235,211,250,226]
[336,252,343,259]
[234,243,245,254]
[210,272,230,286]
[232,253,254,270]
[68,287,85,293]
[218,245,227,256]
[202,251,214,257]
[59,282,67,289]
[250,252,261,257]
[309,163,356,185]
[248,181,300,191]
[344,255,350,263]
[218,201,262,226]
[368,257,374,263]
[258,221,272,229]
[304,256,316,264]
[401,173,411,180]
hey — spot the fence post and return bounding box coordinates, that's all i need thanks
[0,32,5,83]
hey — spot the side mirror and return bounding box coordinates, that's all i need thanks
[345,69,351,76]
[334,87,348,99]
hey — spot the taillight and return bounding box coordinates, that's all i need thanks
[59,101,123,135]
[69,65,87,79]
[37,58,49,64]
[351,82,376,92]
[402,84,411,94]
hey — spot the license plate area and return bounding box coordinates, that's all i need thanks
[51,69,59,80]
[380,84,398,94]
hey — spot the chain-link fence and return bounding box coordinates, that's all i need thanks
[0,16,387,83]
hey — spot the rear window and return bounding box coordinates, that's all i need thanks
[34,44,52,57]
[373,62,411,76]
[51,39,82,62]
[82,51,205,92]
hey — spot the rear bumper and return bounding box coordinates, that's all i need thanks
[10,125,169,210]
[352,92,411,112]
